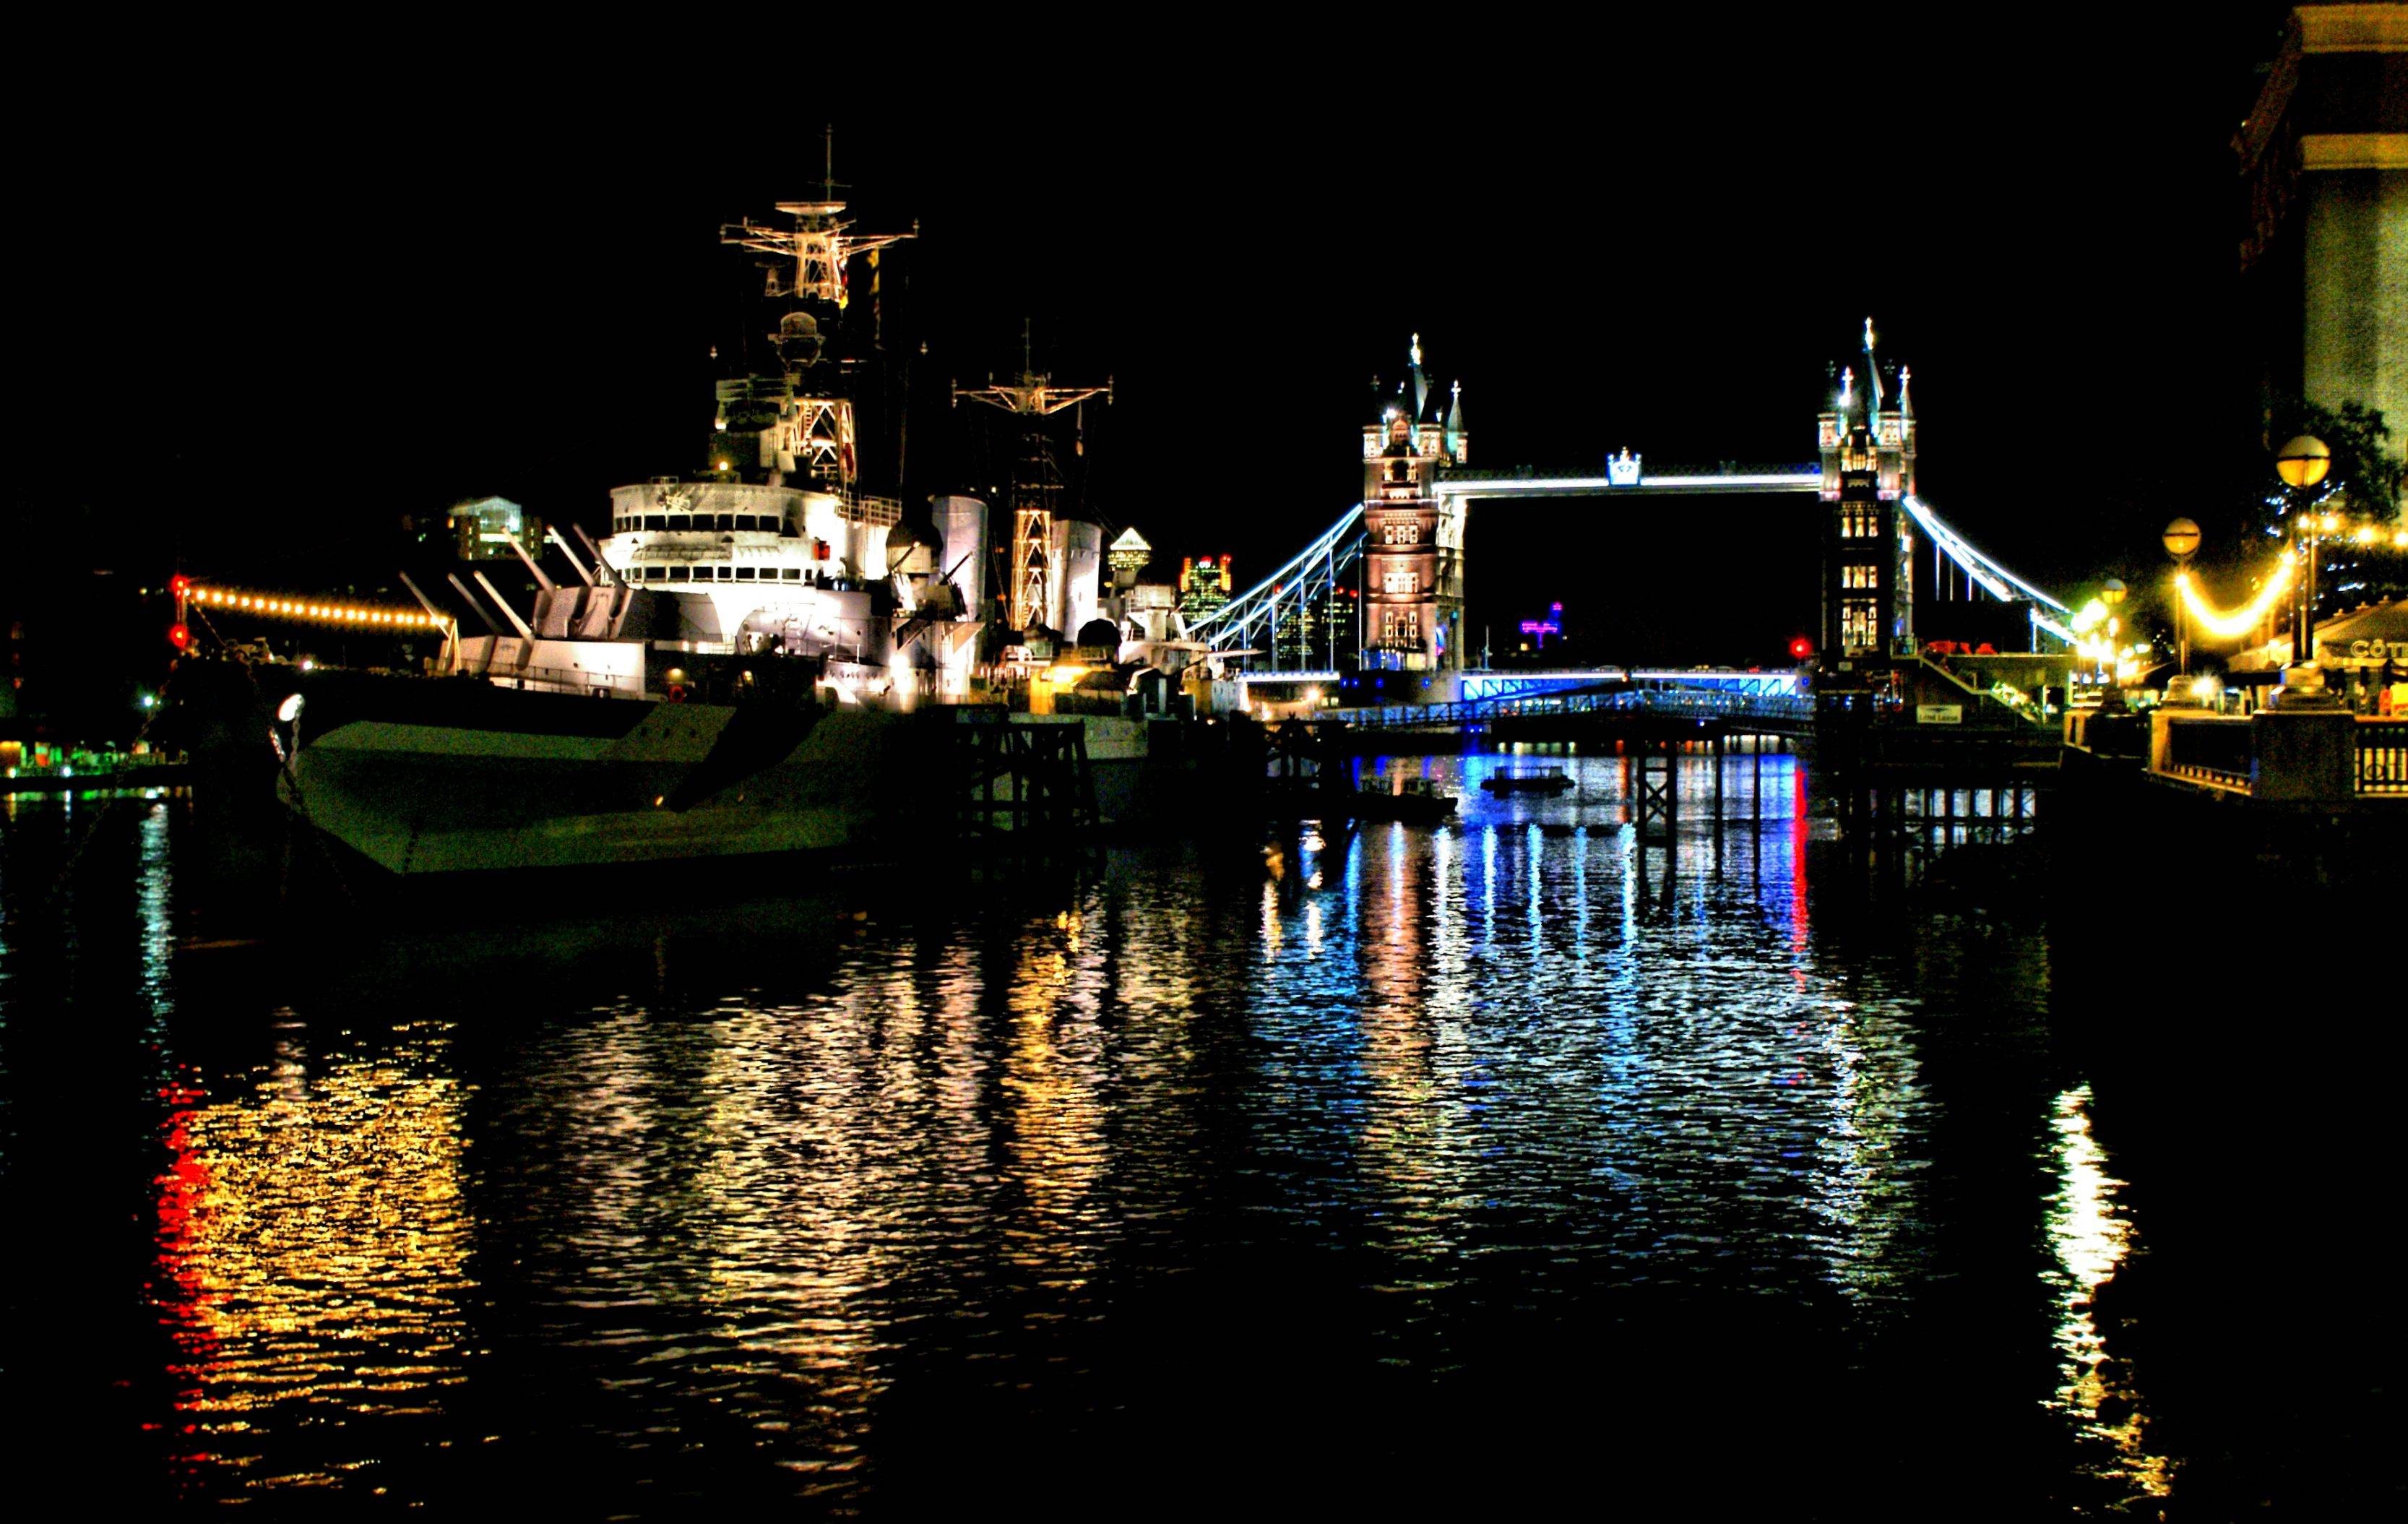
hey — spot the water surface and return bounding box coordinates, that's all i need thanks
[2,757,2394,1517]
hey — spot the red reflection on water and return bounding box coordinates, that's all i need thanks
[1790,761,1810,977]
[150,1076,220,1489]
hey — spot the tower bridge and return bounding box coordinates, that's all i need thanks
[1188,328,2081,718]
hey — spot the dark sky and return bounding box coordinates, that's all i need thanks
[21,14,2295,665]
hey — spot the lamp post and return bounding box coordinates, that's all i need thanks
[2097,577,2128,712]
[2274,435,2331,671]
[2161,517,2199,678]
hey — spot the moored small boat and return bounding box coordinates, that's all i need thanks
[1352,778,1457,822]
[1481,767,1574,795]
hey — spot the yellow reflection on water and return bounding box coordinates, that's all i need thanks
[2042,1082,2172,1504]
[151,1028,472,1486]
[1004,907,1107,1226]
[1357,820,1469,1266]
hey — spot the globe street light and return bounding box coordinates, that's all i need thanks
[2161,518,2199,678]
[2274,434,2331,491]
[2273,434,2331,682]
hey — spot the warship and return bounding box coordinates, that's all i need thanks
[225,171,1162,879]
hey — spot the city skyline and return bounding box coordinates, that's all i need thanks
[22,14,2305,634]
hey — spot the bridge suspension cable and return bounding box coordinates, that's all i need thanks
[1900,494,2076,645]
[1203,488,2078,665]
[1188,503,1365,657]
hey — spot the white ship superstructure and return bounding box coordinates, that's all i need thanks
[257,163,1157,879]
[441,179,987,705]
[597,479,897,666]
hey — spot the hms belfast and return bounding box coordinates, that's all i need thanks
[244,171,1155,880]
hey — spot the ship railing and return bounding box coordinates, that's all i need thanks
[839,491,903,527]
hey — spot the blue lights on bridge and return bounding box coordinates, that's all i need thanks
[1460,669,1803,702]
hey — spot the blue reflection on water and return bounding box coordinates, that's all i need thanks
[0,764,2235,1515]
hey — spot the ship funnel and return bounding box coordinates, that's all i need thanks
[933,495,988,619]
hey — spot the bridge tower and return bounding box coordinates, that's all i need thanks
[1360,335,1468,692]
[1817,323,1917,686]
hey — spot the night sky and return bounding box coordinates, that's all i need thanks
[22,14,2296,668]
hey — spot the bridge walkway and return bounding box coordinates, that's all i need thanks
[1326,686,1815,735]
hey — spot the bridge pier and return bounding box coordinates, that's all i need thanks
[1635,736,1678,843]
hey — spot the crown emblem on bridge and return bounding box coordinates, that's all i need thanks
[1607,449,1642,487]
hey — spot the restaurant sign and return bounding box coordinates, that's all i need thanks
[2318,637,2408,666]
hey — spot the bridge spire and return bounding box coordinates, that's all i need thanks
[1863,317,1883,432]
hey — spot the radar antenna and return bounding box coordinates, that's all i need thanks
[719,129,918,307]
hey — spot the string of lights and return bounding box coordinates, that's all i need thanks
[2175,556,2296,640]
[184,585,445,629]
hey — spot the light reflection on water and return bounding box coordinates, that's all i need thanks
[151,1030,473,1495]
[1,762,2202,1512]
[2044,1082,2172,1505]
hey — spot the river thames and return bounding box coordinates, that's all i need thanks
[2,754,2395,1518]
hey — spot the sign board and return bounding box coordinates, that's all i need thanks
[1915,704,1964,725]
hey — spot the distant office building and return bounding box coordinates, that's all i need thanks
[1272,595,1330,668]
[450,496,543,561]
[1108,528,1154,592]
[1178,555,1233,623]
[2236,6,2407,436]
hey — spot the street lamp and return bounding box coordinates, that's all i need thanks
[2274,434,2331,669]
[2274,434,2331,490]
[2161,517,2199,679]
[2097,577,2127,712]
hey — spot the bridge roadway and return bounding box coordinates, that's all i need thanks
[1325,684,1815,736]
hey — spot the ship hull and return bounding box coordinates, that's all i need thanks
[276,673,1152,878]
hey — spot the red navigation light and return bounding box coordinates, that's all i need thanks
[168,623,191,651]
[1789,637,1813,660]
[170,574,191,596]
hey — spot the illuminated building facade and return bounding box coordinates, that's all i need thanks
[1177,556,1233,623]
[1109,528,1154,591]
[450,496,543,561]
[1818,345,1917,671]
[1272,592,1329,668]
[1361,335,1467,676]
[2236,6,2407,449]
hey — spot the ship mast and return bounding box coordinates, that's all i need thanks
[953,319,1112,634]
[720,128,916,311]
[717,131,916,493]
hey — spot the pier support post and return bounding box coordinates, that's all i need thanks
[1636,736,1678,844]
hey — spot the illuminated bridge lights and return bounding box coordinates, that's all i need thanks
[1460,669,1803,702]
[186,585,443,629]
[1433,471,1826,498]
